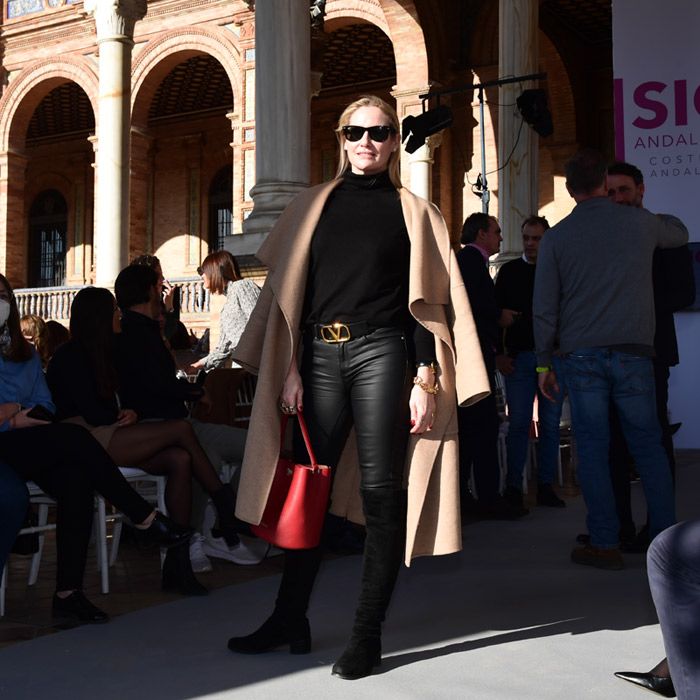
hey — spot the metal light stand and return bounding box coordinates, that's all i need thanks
[419,71,546,214]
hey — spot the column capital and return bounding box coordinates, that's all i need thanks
[391,85,433,102]
[84,0,147,42]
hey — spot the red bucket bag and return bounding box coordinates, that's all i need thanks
[251,410,331,549]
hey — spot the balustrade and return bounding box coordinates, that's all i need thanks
[14,278,210,321]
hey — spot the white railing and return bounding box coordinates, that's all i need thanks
[14,277,210,321]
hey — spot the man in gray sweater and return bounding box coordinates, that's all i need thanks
[533,149,688,570]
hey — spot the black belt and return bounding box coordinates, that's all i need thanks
[309,321,375,344]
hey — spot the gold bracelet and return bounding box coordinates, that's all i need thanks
[413,376,439,395]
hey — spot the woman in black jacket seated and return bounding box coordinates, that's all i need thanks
[47,286,241,596]
[0,459,29,573]
[0,274,188,623]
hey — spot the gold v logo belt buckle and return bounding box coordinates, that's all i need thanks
[320,322,351,343]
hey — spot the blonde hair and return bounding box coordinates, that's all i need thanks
[335,95,402,189]
[20,313,49,368]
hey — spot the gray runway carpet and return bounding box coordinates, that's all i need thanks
[2,458,698,700]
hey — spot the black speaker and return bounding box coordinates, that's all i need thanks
[516,89,553,137]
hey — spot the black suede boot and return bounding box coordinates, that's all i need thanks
[210,483,241,546]
[332,488,407,680]
[227,546,322,655]
[162,542,208,596]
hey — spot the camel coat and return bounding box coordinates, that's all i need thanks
[233,179,490,564]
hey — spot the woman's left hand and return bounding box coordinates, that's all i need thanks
[116,409,138,427]
[0,402,20,424]
[409,385,436,434]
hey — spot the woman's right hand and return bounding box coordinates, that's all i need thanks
[280,361,303,413]
[11,408,50,430]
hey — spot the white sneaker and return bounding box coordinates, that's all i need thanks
[189,534,213,573]
[201,534,275,566]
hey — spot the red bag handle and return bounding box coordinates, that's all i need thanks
[280,409,318,467]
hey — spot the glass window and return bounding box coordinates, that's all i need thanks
[28,189,67,288]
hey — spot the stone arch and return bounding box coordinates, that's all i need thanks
[131,26,242,129]
[324,0,429,90]
[324,1,390,34]
[378,0,429,88]
[0,56,99,152]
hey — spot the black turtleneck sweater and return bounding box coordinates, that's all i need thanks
[303,170,434,362]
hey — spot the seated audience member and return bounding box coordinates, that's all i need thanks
[47,287,244,595]
[130,253,181,343]
[495,215,566,509]
[615,519,700,699]
[114,265,250,569]
[45,320,70,359]
[20,314,50,369]
[0,459,29,573]
[190,250,260,371]
[0,273,189,623]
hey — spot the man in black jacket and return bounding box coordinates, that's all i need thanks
[115,265,204,420]
[495,215,566,510]
[605,161,695,550]
[456,213,527,520]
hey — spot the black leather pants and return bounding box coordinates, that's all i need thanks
[275,329,412,625]
[295,328,413,490]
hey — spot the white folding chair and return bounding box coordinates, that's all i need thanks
[1,482,57,617]
[219,372,256,483]
[94,468,167,594]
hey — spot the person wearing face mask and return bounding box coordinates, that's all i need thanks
[226,95,489,680]
[0,273,191,623]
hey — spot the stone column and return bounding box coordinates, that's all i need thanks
[393,87,433,195]
[498,0,538,256]
[237,0,310,254]
[408,134,442,201]
[129,127,153,263]
[85,0,147,286]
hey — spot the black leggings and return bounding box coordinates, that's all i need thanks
[0,423,153,591]
[295,328,412,490]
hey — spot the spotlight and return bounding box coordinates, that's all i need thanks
[401,104,453,154]
[516,89,553,137]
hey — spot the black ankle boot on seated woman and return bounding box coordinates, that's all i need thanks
[162,540,208,596]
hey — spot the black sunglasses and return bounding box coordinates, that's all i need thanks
[197,266,204,276]
[342,125,397,143]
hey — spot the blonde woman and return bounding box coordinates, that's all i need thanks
[227,95,488,680]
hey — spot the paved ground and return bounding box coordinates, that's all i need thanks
[1,452,697,699]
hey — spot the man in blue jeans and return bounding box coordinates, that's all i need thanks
[495,215,566,509]
[533,149,688,570]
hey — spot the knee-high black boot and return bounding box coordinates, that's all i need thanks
[227,545,322,654]
[332,488,407,680]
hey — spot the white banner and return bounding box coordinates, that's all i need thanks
[613,0,700,239]
[613,0,700,448]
